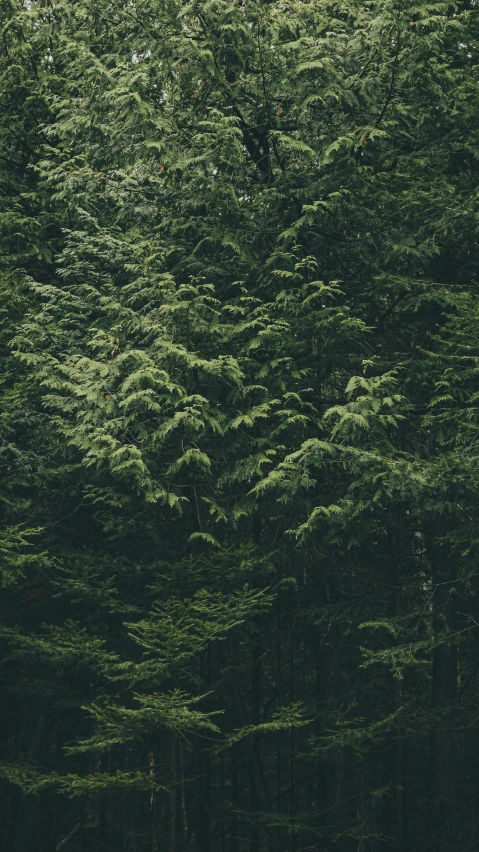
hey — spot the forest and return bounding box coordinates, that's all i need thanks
[0,1,479,850]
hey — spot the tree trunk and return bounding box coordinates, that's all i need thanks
[197,644,212,852]
[429,527,458,852]
[249,617,262,852]
[169,732,177,852]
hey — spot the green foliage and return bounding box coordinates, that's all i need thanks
[1,0,479,850]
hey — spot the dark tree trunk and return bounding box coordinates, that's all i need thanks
[249,616,262,852]
[429,527,458,852]
[197,645,212,852]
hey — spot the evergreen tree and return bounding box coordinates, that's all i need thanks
[1,1,479,851]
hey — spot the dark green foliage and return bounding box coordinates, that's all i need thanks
[1,1,479,850]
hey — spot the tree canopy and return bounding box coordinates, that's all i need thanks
[1,1,479,850]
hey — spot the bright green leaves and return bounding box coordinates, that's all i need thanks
[68,692,223,754]
[219,702,310,751]
[0,526,46,588]
[325,371,405,442]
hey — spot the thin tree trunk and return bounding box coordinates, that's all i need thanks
[429,526,458,852]
[289,608,296,852]
[249,617,262,852]
[169,732,177,852]
[149,751,158,852]
[230,743,240,852]
[316,641,338,850]
[198,644,212,852]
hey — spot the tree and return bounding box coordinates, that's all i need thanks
[1,1,479,851]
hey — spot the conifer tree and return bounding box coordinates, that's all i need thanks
[1,1,479,851]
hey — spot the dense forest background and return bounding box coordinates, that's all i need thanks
[1,1,479,850]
